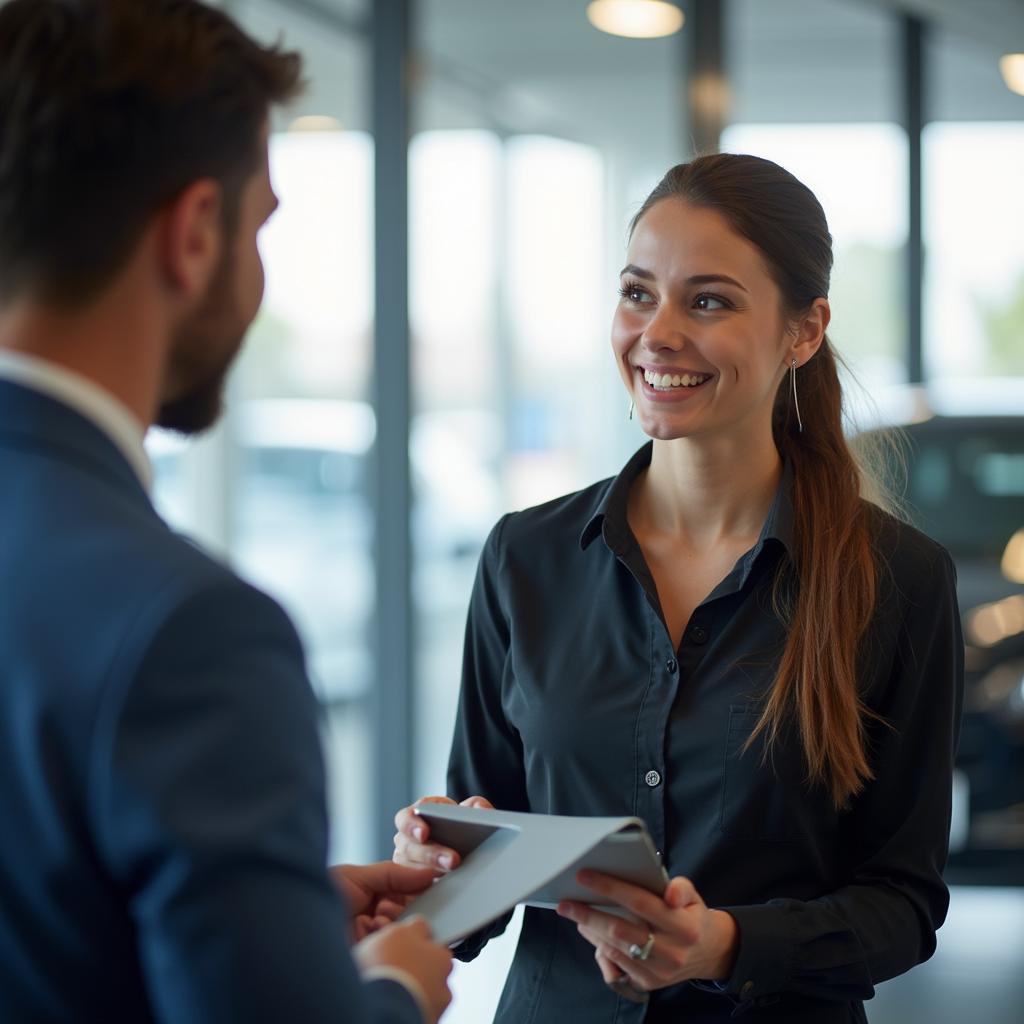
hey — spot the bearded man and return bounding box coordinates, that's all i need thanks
[0,2,451,1022]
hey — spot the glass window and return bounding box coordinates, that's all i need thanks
[147,0,376,865]
[721,122,908,390]
[503,134,607,507]
[409,129,504,797]
[724,0,907,393]
[923,21,1024,383]
[924,122,1024,381]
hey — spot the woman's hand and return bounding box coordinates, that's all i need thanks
[557,871,739,995]
[392,794,494,872]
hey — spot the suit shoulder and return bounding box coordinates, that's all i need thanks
[86,503,301,661]
[145,532,297,645]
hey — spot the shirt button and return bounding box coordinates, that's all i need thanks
[644,770,661,788]
[740,980,755,1000]
[666,657,678,674]
[689,625,709,645]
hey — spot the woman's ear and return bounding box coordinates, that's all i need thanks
[158,179,225,300]
[788,297,830,369]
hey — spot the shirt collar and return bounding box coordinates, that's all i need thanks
[580,441,795,563]
[0,350,153,492]
[579,442,654,551]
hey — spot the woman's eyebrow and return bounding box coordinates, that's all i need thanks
[686,273,749,293]
[620,263,655,280]
[620,264,749,294]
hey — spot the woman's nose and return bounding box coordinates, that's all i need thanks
[642,302,687,350]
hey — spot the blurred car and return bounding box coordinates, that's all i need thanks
[876,409,1024,876]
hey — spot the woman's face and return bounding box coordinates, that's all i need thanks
[612,197,803,443]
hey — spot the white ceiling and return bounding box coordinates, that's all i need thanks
[251,0,1024,144]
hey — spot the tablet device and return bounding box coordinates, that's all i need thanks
[400,804,669,944]
[523,826,668,908]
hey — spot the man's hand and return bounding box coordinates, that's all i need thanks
[331,861,438,941]
[356,917,453,1024]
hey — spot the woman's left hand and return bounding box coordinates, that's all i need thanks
[557,870,739,995]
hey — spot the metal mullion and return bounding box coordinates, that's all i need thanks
[686,0,727,156]
[371,0,413,858]
[903,15,925,385]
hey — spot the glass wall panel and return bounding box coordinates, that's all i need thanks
[924,27,1024,389]
[233,126,375,866]
[147,0,376,865]
[409,129,504,798]
[725,0,906,395]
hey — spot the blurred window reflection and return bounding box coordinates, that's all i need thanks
[923,123,1024,381]
[721,122,908,390]
[410,130,605,805]
[237,125,376,866]
[150,121,377,864]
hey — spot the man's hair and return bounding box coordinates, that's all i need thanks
[0,0,303,307]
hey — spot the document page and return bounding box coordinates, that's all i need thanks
[397,804,668,945]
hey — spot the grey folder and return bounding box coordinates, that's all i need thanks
[397,804,669,946]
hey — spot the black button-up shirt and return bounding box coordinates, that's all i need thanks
[448,443,964,1023]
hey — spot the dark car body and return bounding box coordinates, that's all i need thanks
[894,415,1024,879]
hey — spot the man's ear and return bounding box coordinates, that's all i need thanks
[788,297,830,369]
[158,179,224,299]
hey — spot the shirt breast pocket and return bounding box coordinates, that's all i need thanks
[719,704,809,841]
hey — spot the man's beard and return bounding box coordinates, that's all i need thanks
[156,359,234,435]
[157,248,247,436]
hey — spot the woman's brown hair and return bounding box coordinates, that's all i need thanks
[632,153,884,809]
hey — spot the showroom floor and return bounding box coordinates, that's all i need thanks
[869,886,1024,1024]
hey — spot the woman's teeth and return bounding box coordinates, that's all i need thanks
[643,369,711,389]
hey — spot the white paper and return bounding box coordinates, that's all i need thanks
[396,805,668,946]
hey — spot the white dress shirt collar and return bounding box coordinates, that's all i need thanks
[0,349,153,492]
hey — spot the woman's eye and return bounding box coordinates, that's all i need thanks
[619,283,651,304]
[694,292,730,311]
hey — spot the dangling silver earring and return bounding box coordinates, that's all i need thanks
[790,358,803,433]
[628,399,635,421]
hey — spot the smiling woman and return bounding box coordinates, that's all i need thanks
[616,157,873,808]
[393,153,964,1024]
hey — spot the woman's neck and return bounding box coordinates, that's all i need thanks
[630,431,782,549]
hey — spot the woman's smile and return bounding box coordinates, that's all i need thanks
[636,365,715,402]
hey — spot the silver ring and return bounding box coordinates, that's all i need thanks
[627,931,655,961]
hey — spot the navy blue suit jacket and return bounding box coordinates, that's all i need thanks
[0,380,420,1023]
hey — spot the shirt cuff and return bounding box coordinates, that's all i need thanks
[363,965,430,1023]
[717,903,793,1007]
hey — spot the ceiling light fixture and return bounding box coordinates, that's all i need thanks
[586,0,684,40]
[1000,53,1024,96]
